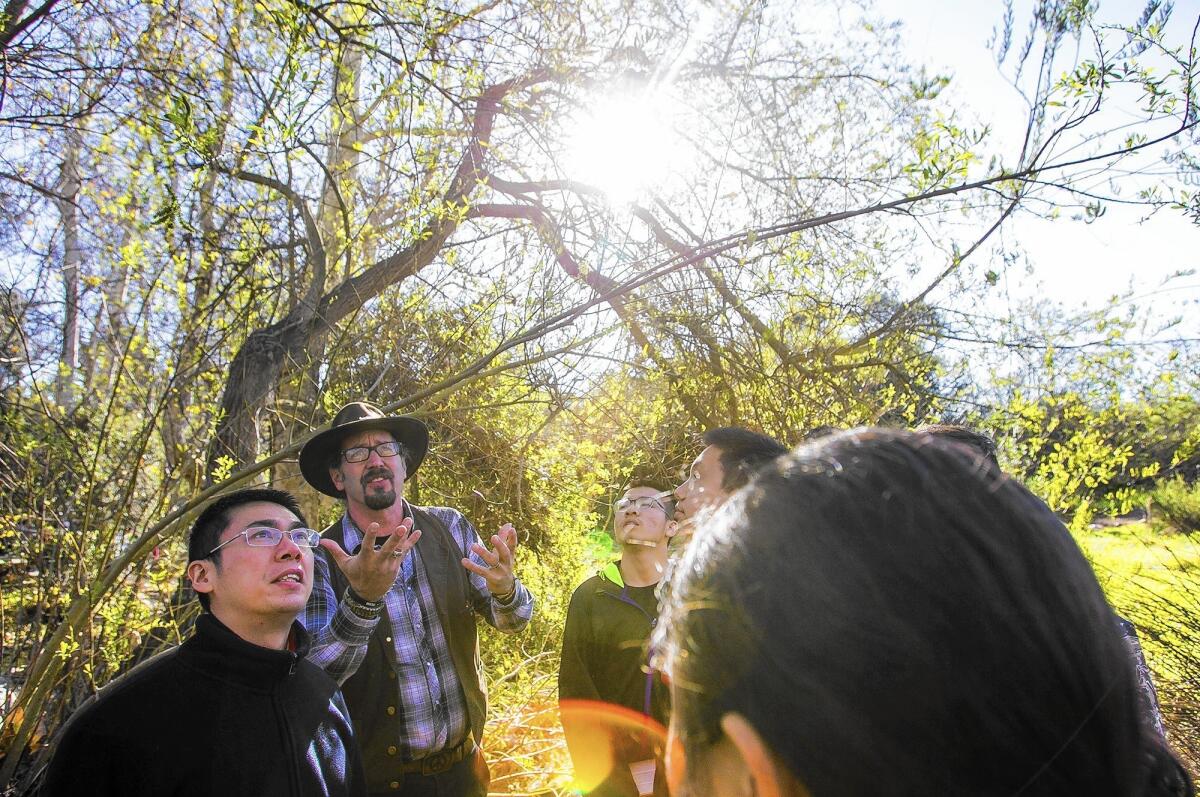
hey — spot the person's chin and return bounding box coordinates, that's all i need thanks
[364,490,397,510]
[268,593,310,617]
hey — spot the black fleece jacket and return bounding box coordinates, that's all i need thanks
[558,562,668,722]
[41,613,366,797]
[558,562,670,797]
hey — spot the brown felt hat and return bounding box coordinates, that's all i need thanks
[298,402,429,497]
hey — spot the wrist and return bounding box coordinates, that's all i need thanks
[492,581,518,605]
[347,582,385,603]
[344,586,384,619]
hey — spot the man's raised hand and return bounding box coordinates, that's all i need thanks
[462,523,518,598]
[320,517,421,602]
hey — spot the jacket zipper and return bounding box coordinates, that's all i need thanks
[277,656,301,795]
[598,587,658,717]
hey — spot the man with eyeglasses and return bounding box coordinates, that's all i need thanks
[298,401,533,797]
[558,484,677,797]
[40,488,366,796]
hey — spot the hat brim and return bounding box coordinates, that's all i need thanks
[298,416,429,498]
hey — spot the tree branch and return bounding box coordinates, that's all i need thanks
[213,165,327,310]
[0,0,57,50]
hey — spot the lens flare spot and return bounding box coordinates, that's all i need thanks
[559,699,670,793]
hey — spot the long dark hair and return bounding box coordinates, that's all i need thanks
[655,429,1191,796]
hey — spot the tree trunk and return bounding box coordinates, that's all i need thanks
[165,8,239,487]
[203,76,540,479]
[53,128,82,408]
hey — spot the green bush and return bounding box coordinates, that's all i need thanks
[1152,478,1200,533]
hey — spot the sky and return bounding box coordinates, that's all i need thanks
[874,0,1200,343]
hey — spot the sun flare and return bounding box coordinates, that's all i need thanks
[564,92,678,204]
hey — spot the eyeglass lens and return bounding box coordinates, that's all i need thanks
[245,527,320,547]
[342,441,402,463]
[617,497,663,511]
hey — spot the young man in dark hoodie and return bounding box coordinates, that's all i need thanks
[559,484,677,797]
[41,488,366,797]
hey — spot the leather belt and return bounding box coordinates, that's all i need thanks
[398,735,474,776]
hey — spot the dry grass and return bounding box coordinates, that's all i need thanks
[483,677,574,796]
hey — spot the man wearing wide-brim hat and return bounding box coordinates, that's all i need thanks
[298,401,534,797]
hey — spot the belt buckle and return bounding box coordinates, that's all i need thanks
[422,749,451,776]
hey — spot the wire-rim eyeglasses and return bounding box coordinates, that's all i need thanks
[207,527,321,557]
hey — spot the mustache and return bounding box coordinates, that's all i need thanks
[361,467,393,486]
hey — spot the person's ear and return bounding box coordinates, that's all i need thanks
[187,560,215,597]
[665,519,679,539]
[721,713,799,797]
[330,464,345,492]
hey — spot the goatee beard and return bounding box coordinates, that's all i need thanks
[361,467,397,510]
[365,489,397,510]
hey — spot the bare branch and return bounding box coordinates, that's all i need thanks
[212,165,328,305]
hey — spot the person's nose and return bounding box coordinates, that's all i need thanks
[275,534,304,559]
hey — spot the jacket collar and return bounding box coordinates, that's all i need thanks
[181,613,307,691]
[600,561,625,588]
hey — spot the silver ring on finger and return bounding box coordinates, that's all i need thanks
[392,550,405,558]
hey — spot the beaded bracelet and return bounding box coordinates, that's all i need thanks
[343,586,384,619]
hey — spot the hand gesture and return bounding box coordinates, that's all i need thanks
[320,518,421,602]
[462,523,518,597]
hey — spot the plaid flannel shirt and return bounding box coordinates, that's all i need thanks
[301,502,534,759]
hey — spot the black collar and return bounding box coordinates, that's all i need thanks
[178,613,307,691]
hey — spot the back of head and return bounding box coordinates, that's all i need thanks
[918,423,1000,470]
[701,426,788,492]
[802,424,841,441]
[657,429,1184,796]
